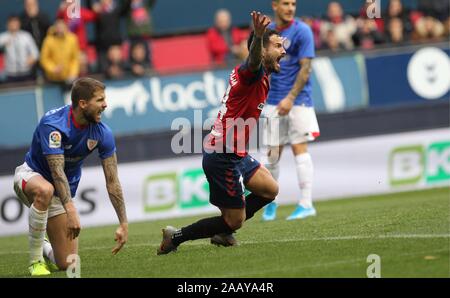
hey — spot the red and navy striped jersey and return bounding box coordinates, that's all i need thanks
[205,62,269,157]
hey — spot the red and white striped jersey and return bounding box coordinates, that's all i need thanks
[205,62,269,157]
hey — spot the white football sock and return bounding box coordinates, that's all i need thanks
[43,239,56,263]
[28,203,48,264]
[295,152,314,208]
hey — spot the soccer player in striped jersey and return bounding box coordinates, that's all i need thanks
[157,11,286,254]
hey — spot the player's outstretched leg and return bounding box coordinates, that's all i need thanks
[211,195,276,247]
[157,212,239,255]
[210,233,238,247]
[211,166,278,247]
[157,226,179,255]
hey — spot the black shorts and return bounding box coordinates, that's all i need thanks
[202,151,261,209]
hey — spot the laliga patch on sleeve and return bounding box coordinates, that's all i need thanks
[49,131,62,148]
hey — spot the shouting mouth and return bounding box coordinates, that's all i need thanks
[276,56,283,68]
[96,110,103,120]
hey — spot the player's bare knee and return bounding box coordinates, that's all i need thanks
[269,186,279,201]
[54,254,73,271]
[223,215,244,231]
[38,184,54,198]
[271,182,279,199]
[228,219,243,231]
[57,259,72,271]
[57,261,68,271]
[33,185,54,207]
[264,182,279,201]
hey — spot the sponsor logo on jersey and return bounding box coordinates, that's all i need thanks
[257,103,265,110]
[87,139,98,151]
[49,131,62,148]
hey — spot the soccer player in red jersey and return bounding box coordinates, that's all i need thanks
[157,11,286,254]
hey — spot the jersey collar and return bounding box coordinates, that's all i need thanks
[69,106,88,130]
[276,19,294,32]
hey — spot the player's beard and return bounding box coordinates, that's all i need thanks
[83,108,99,123]
[265,56,281,74]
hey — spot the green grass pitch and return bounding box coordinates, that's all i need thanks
[0,187,448,278]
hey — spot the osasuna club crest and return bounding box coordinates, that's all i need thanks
[87,139,98,151]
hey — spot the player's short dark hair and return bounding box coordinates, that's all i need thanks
[71,77,105,108]
[247,29,280,51]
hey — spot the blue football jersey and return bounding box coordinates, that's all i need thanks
[267,19,315,106]
[25,105,116,197]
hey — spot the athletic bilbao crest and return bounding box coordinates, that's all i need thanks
[87,139,98,151]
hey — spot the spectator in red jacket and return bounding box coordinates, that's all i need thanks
[57,1,96,53]
[57,1,97,75]
[206,9,248,66]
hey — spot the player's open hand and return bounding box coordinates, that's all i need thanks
[251,11,270,38]
[277,97,294,116]
[66,206,81,240]
[112,223,128,255]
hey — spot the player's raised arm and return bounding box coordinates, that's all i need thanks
[46,154,81,240]
[247,11,271,72]
[101,153,128,255]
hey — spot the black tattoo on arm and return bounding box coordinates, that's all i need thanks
[46,154,72,206]
[288,58,312,100]
[102,153,128,224]
[248,36,263,72]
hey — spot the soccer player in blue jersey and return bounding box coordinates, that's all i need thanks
[13,77,128,276]
[262,0,320,221]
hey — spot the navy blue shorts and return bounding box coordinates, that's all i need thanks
[202,151,261,209]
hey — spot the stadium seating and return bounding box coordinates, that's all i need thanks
[151,34,211,74]
[101,34,212,75]
[1,33,213,78]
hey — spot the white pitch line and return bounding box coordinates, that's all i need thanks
[0,234,449,256]
[294,234,450,241]
[215,248,450,278]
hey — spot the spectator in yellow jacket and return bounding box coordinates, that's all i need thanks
[40,19,80,84]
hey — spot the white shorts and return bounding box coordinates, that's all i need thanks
[262,104,320,147]
[13,162,66,219]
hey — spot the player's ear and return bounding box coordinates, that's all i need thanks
[272,0,278,11]
[78,99,88,109]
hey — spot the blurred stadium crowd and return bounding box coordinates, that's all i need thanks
[0,0,448,87]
